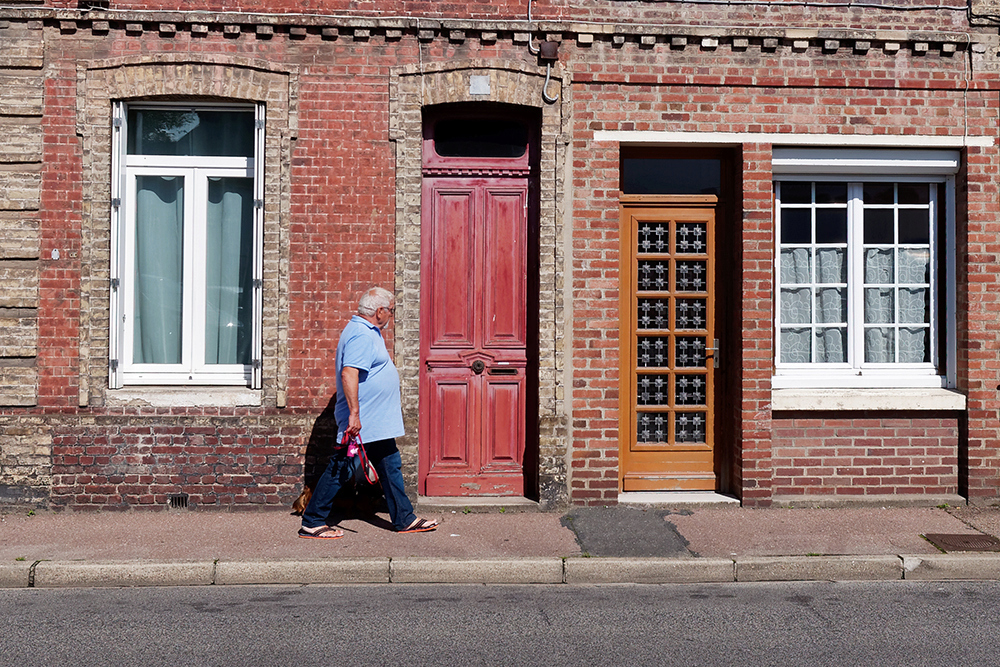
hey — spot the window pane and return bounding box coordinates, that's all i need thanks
[815,248,846,283]
[863,209,894,244]
[780,248,812,284]
[864,248,894,284]
[899,328,929,363]
[781,328,811,363]
[863,183,894,205]
[781,288,812,324]
[898,288,929,324]
[779,182,812,204]
[781,209,811,244]
[434,118,528,158]
[814,183,847,204]
[816,328,846,363]
[127,109,255,157]
[815,288,846,324]
[816,209,847,244]
[205,177,254,365]
[865,288,895,324]
[134,176,184,364]
[898,183,930,205]
[622,158,721,195]
[898,209,930,244]
[865,327,895,363]
[898,248,930,283]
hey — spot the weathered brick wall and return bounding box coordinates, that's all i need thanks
[2,3,1000,509]
[772,414,959,501]
[49,411,316,510]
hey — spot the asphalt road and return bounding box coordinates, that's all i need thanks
[3,581,999,666]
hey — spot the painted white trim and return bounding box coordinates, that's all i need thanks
[593,131,994,148]
[772,387,966,411]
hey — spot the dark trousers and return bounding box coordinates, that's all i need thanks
[301,438,416,531]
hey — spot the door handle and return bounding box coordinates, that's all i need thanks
[471,360,486,374]
[706,338,720,369]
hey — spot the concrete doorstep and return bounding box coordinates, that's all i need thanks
[2,553,1000,589]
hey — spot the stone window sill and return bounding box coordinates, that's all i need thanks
[771,387,966,412]
[106,387,262,408]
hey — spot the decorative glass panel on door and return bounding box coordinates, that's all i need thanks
[634,216,712,446]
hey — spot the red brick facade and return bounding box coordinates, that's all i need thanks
[2,0,1000,510]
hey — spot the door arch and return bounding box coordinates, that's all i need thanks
[419,103,541,497]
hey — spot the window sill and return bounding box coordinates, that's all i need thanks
[107,387,262,408]
[772,387,966,412]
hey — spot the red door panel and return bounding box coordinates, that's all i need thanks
[427,188,476,349]
[420,177,528,496]
[484,188,527,349]
[428,375,475,468]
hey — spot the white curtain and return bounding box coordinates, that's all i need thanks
[780,247,847,363]
[205,177,253,365]
[134,176,184,364]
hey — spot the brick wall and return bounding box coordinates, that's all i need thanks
[772,414,959,501]
[2,4,1000,508]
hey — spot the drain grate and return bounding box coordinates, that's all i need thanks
[168,493,189,509]
[924,533,1000,553]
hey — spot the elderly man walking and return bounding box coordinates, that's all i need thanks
[299,286,438,539]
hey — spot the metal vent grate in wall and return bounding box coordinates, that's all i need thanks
[168,493,189,509]
[924,533,1000,552]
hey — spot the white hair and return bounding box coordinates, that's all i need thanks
[357,286,393,316]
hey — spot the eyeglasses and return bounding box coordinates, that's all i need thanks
[381,306,396,315]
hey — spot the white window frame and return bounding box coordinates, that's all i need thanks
[109,101,265,388]
[772,148,958,390]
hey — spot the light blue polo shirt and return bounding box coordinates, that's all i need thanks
[334,315,405,443]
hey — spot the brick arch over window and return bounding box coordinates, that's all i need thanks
[76,57,298,408]
[389,61,569,507]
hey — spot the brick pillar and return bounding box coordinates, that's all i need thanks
[963,141,1000,504]
[737,143,774,506]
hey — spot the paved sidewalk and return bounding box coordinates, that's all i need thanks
[2,503,1000,588]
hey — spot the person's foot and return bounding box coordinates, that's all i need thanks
[298,525,344,540]
[398,517,439,533]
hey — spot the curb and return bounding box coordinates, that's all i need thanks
[4,554,1000,589]
[735,555,902,582]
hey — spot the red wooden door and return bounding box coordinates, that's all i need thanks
[419,177,528,496]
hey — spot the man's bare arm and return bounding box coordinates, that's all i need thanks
[341,366,362,437]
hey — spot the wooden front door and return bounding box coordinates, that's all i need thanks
[620,200,718,491]
[419,177,529,496]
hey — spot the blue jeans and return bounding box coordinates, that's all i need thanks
[301,439,416,532]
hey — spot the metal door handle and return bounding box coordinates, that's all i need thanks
[471,360,486,374]
[706,339,720,369]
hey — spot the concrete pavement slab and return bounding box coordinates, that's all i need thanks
[215,558,390,585]
[389,557,564,584]
[736,555,903,582]
[0,509,579,562]
[902,554,1000,580]
[564,557,734,584]
[32,560,215,588]
[669,506,977,556]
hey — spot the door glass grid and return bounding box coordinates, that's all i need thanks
[634,219,711,445]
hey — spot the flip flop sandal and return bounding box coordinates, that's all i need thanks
[298,526,344,540]
[399,518,439,534]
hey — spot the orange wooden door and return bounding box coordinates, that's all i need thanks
[620,202,718,491]
[419,177,528,496]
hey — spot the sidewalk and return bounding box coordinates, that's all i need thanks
[2,502,1000,588]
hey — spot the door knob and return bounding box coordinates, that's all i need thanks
[471,360,486,374]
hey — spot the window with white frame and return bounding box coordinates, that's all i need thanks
[109,102,264,388]
[772,149,957,389]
